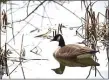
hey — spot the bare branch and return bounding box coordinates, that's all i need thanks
[13,0,47,23]
[53,0,82,21]
[86,66,92,79]
[26,1,30,16]
[10,2,15,45]
[1,16,34,48]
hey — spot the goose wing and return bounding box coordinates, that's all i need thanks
[55,44,95,59]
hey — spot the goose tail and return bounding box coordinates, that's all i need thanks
[78,58,100,66]
[87,58,100,66]
[89,50,99,54]
[95,62,100,66]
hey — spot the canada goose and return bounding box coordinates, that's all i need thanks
[51,34,100,74]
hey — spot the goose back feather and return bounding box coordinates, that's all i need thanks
[54,44,96,59]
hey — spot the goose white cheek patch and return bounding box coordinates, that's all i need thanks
[57,36,61,41]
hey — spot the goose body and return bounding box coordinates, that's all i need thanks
[51,34,100,74]
[53,44,99,67]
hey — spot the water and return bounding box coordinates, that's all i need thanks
[1,27,107,79]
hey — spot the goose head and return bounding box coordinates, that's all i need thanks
[51,34,65,47]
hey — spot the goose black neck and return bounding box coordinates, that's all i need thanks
[59,39,65,47]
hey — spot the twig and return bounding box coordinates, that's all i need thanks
[96,68,105,79]
[40,5,45,27]
[9,63,20,76]
[0,1,2,57]
[1,16,34,48]
[20,63,25,79]
[24,20,40,31]
[34,12,53,19]
[12,58,48,61]
[76,30,84,39]
[7,2,29,15]
[5,43,8,76]
[86,66,92,79]
[7,57,48,61]
[20,34,24,61]
[53,1,82,21]
[20,34,25,79]
[10,2,15,45]
[7,43,20,56]
[30,38,44,55]
[42,2,52,26]
[27,1,30,16]
[34,29,51,38]
[13,0,46,23]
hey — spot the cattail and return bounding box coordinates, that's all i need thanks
[53,31,54,37]
[2,10,7,29]
[58,24,60,34]
[55,30,57,36]
[60,24,62,34]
